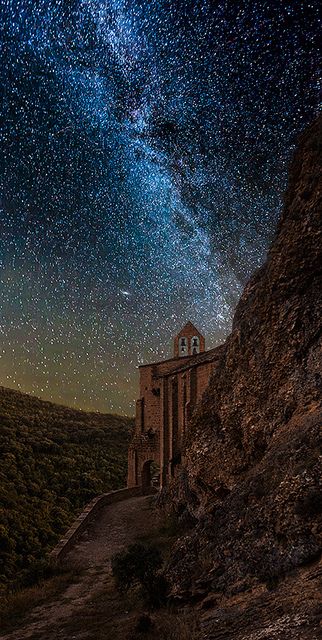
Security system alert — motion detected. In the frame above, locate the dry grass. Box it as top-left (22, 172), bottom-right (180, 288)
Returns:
top-left (57, 575), bottom-right (201, 640)
top-left (0, 504), bottom-right (201, 640)
top-left (147, 610), bottom-right (201, 640)
top-left (0, 566), bottom-right (81, 633)
top-left (54, 510), bottom-right (201, 640)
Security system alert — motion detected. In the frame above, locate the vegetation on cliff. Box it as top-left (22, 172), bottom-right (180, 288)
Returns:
top-left (0, 386), bottom-right (132, 593)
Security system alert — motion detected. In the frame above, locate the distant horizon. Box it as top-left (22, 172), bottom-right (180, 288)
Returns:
top-left (0, 382), bottom-right (135, 419)
top-left (0, 317), bottom-right (224, 416)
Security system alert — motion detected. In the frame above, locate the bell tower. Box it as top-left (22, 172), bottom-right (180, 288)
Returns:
top-left (174, 322), bottom-right (205, 358)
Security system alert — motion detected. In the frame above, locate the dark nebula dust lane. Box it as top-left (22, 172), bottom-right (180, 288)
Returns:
top-left (0, 0), bottom-right (320, 413)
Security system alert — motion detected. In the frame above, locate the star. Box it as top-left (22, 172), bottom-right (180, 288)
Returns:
top-left (0, 0), bottom-right (320, 414)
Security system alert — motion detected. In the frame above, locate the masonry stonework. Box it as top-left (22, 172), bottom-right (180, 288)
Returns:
top-left (127, 322), bottom-right (223, 489)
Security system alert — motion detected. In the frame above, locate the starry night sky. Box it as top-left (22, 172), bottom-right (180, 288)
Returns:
top-left (0, 1), bottom-right (320, 414)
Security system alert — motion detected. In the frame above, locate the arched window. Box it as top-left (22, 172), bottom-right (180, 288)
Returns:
top-left (191, 336), bottom-right (200, 355)
top-left (180, 336), bottom-right (188, 356)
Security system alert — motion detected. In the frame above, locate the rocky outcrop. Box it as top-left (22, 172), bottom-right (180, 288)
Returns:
top-left (164, 116), bottom-right (322, 636)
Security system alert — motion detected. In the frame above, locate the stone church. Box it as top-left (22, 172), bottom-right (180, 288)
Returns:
top-left (127, 322), bottom-right (222, 489)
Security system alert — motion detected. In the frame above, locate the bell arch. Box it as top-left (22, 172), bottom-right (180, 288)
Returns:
top-left (191, 336), bottom-right (200, 354)
top-left (179, 336), bottom-right (188, 356)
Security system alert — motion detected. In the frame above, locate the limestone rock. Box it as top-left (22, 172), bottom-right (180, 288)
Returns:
top-left (165, 116), bottom-right (322, 637)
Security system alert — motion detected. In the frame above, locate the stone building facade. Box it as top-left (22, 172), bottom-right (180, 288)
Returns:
top-left (127, 322), bottom-right (222, 489)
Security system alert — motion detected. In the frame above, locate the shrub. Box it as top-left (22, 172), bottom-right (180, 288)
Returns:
top-left (135, 613), bottom-right (153, 633)
top-left (111, 543), bottom-right (168, 608)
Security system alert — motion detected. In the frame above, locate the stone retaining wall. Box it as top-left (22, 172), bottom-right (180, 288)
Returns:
top-left (50, 486), bottom-right (145, 561)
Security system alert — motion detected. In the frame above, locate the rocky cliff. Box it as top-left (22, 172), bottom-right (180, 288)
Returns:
top-left (165, 116), bottom-right (322, 637)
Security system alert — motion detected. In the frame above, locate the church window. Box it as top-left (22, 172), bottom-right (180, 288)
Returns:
top-left (191, 336), bottom-right (200, 354)
top-left (180, 337), bottom-right (188, 356)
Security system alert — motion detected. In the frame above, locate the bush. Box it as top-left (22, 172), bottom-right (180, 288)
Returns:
top-left (135, 613), bottom-right (153, 633)
top-left (111, 543), bottom-right (168, 608)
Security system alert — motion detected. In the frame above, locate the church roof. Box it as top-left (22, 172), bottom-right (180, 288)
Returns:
top-left (176, 321), bottom-right (203, 336)
top-left (138, 344), bottom-right (224, 374)
top-left (163, 344), bottom-right (224, 376)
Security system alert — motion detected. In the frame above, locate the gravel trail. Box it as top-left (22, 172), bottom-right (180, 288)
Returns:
top-left (1, 495), bottom-right (155, 640)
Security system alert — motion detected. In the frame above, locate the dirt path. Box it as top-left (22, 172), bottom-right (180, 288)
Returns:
top-left (1, 495), bottom-right (156, 640)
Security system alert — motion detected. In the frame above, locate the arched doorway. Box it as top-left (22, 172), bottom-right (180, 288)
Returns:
top-left (141, 460), bottom-right (160, 491)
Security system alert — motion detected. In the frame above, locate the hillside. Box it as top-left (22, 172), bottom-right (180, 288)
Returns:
top-left (164, 116), bottom-right (322, 637)
top-left (0, 386), bottom-right (132, 593)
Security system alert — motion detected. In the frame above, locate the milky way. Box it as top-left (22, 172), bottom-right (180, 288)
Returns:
top-left (0, 1), bottom-right (320, 413)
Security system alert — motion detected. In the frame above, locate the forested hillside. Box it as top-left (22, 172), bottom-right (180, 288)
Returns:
top-left (0, 386), bottom-right (132, 593)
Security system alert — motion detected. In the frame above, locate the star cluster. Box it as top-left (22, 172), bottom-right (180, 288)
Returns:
top-left (0, 0), bottom-right (320, 413)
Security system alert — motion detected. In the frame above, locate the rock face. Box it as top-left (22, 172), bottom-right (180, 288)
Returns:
top-left (165, 116), bottom-right (322, 634)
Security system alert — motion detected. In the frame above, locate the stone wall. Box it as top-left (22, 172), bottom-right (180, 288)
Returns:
top-left (137, 365), bottom-right (162, 433)
top-left (196, 362), bottom-right (215, 399)
top-left (128, 432), bottom-right (160, 487)
top-left (128, 346), bottom-right (224, 489)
